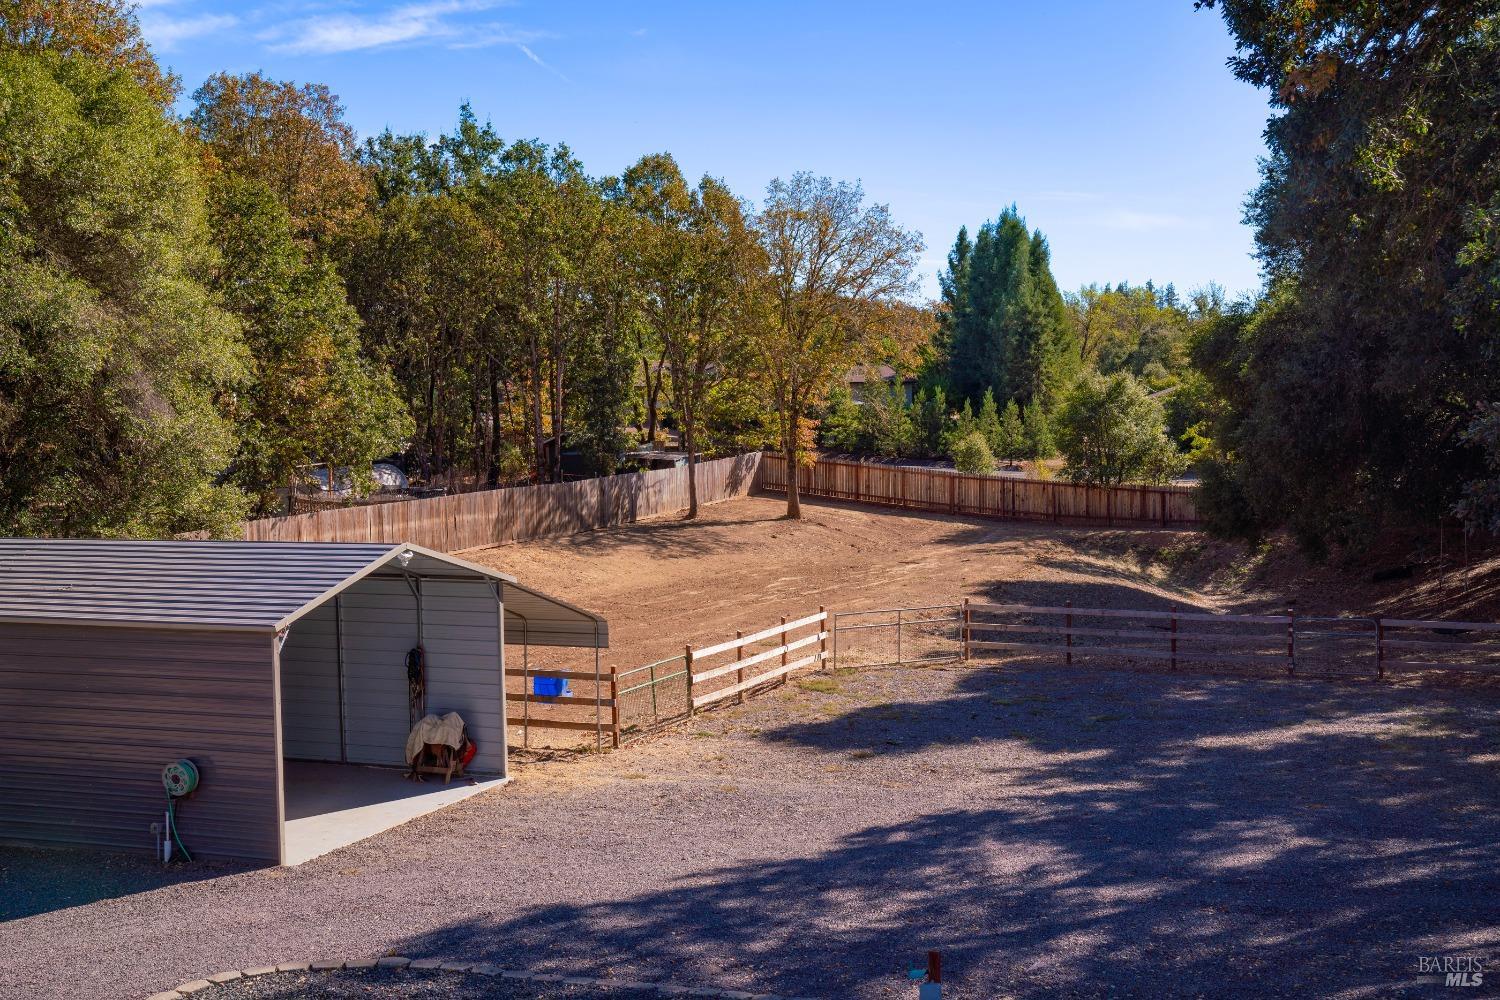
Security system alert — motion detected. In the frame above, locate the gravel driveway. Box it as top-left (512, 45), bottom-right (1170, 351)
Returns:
top-left (5, 657), bottom-right (1500, 1000)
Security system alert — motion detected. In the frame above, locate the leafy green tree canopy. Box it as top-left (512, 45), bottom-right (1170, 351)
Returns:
top-left (951, 432), bottom-right (996, 475)
top-left (1196, 1), bottom-right (1500, 548)
top-left (0, 0), bottom-right (177, 105)
top-left (208, 175), bottom-right (410, 514)
top-left (1055, 371), bottom-right (1182, 487)
top-left (0, 48), bottom-right (246, 536)
top-left (940, 207), bottom-right (1075, 411)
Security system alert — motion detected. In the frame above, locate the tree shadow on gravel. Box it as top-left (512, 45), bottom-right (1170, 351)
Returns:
top-left (0, 845), bottom-right (251, 921)
top-left (392, 667), bottom-right (1500, 998)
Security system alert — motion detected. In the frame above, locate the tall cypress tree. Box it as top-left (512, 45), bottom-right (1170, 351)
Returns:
top-left (941, 207), bottom-right (1074, 410)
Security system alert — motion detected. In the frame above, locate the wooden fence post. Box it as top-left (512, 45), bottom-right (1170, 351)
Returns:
top-left (735, 629), bottom-right (746, 705)
top-left (1286, 606), bottom-right (1296, 676)
top-left (779, 618), bottom-right (788, 685)
top-left (609, 668), bottom-right (620, 748)
top-left (961, 598), bottom-right (971, 661)
top-left (1066, 600), bottom-right (1073, 666)
top-left (684, 643), bottom-right (695, 716)
top-left (1376, 620), bottom-right (1385, 679)
top-left (1169, 606), bottom-right (1177, 671)
top-left (818, 606), bottom-right (827, 670)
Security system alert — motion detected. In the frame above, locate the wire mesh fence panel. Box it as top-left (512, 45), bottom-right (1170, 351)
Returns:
top-left (1293, 617), bottom-right (1380, 677)
top-left (615, 655), bottom-right (692, 739)
top-left (832, 606), bottom-right (962, 669)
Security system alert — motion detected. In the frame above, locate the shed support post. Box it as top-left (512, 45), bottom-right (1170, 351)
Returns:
top-left (492, 580), bottom-right (508, 779)
top-left (335, 594), bottom-right (347, 763)
top-left (521, 620), bottom-right (531, 749)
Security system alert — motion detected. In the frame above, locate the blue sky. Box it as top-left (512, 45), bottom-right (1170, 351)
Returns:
top-left (139, 1), bottom-right (1271, 301)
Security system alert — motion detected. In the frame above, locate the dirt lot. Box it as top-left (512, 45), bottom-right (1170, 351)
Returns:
top-left (464, 494), bottom-right (1222, 675)
top-left (4, 497), bottom-right (1500, 999)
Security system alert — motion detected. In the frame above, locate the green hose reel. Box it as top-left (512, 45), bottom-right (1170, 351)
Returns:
top-left (161, 758), bottom-right (199, 862)
top-left (162, 758), bottom-right (199, 798)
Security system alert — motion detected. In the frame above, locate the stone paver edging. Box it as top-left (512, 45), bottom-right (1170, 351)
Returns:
top-left (145, 957), bottom-right (817, 1000)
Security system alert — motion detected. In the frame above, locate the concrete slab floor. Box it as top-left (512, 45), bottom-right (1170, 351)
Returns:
top-left (282, 761), bottom-right (507, 866)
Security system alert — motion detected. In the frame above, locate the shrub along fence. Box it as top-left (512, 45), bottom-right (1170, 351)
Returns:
top-left (241, 452), bottom-right (762, 549)
top-left (759, 454), bottom-right (1201, 527)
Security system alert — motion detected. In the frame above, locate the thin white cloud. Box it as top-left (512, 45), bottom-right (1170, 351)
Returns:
top-left (264, 0), bottom-right (540, 55)
top-left (449, 22), bottom-right (549, 51)
top-left (1037, 190), bottom-right (1101, 203)
top-left (140, 12), bottom-right (239, 51)
top-left (1096, 209), bottom-right (1193, 232)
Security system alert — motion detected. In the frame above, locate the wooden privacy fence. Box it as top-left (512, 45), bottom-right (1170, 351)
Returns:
top-left (760, 454), bottom-right (1200, 527)
top-left (962, 600), bottom-right (1500, 677)
top-left (242, 452), bottom-right (762, 549)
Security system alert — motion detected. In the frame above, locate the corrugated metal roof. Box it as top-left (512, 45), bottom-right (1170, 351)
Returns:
top-left (0, 539), bottom-right (607, 647)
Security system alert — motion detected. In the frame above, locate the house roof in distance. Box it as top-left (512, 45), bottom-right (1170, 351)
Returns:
top-left (846, 364), bottom-right (916, 384)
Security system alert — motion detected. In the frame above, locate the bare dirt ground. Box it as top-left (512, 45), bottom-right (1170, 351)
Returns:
top-left (464, 494), bottom-right (1223, 675)
top-left (4, 497), bottom-right (1500, 1000)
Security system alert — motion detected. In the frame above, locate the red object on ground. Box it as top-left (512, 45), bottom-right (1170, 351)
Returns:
top-left (460, 739), bottom-right (477, 768)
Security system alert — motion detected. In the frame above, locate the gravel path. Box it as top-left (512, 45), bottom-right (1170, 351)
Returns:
top-left (5, 660), bottom-right (1500, 1000)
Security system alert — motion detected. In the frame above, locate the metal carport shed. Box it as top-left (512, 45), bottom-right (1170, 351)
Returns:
top-left (0, 539), bottom-right (608, 865)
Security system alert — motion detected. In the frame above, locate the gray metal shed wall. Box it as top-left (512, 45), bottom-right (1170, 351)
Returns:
top-left (0, 623), bottom-right (280, 862)
top-left (420, 579), bottom-right (506, 774)
top-left (279, 601), bottom-right (340, 761)
top-left (339, 578), bottom-right (418, 765)
top-left (277, 580), bottom-right (507, 773)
